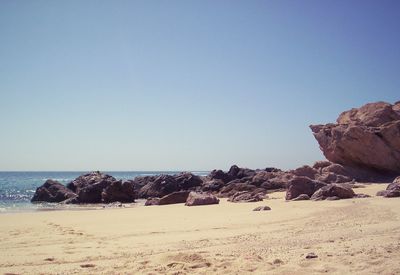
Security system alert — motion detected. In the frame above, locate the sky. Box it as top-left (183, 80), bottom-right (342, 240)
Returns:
top-left (0, 0), bottom-right (399, 171)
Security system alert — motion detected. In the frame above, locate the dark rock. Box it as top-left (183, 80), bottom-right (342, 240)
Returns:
top-left (208, 169), bottom-right (230, 183)
top-left (313, 161), bottom-right (332, 170)
top-left (227, 165), bottom-right (256, 180)
top-left (291, 165), bottom-right (318, 179)
top-left (174, 172), bottom-right (203, 189)
top-left (311, 183), bottom-right (355, 201)
top-left (101, 180), bottom-right (135, 203)
top-left (383, 190), bottom-right (400, 198)
top-left (66, 171), bottom-right (116, 194)
top-left (315, 172), bottom-right (352, 184)
top-left (291, 194), bottom-right (310, 201)
top-left (228, 191), bottom-right (263, 203)
top-left (31, 179), bottom-right (77, 203)
top-left (138, 173), bottom-right (202, 199)
top-left (138, 175), bottom-right (178, 198)
top-left (219, 182), bottom-right (257, 197)
top-left (253, 206), bottom-right (271, 211)
top-left (285, 176), bottom-right (326, 200)
top-left (264, 167), bottom-right (281, 173)
top-left (158, 191), bottom-right (190, 205)
top-left (185, 192), bottom-right (219, 206)
top-left (376, 177), bottom-right (400, 198)
top-left (129, 176), bottom-right (156, 197)
top-left (376, 190), bottom-right (389, 196)
top-left (201, 179), bottom-right (225, 192)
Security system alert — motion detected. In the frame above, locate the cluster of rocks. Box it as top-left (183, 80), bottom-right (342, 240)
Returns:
top-left (31, 101), bottom-right (400, 205)
top-left (31, 172), bottom-right (136, 204)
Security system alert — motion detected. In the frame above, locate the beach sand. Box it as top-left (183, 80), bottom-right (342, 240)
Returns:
top-left (1, 184), bottom-right (400, 274)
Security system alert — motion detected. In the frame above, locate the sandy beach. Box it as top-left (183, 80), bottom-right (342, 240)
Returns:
top-left (0, 184), bottom-right (399, 275)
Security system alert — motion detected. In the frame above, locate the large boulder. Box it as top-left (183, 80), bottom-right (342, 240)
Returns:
top-left (310, 183), bottom-right (355, 200)
top-left (31, 180), bottom-right (77, 203)
top-left (185, 192), bottom-right (219, 206)
top-left (310, 101), bottom-right (400, 177)
top-left (68, 172), bottom-right (118, 203)
top-left (138, 175), bottom-right (178, 198)
top-left (101, 180), bottom-right (135, 203)
top-left (67, 171), bottom-right (116, 193)
top-left (285, 176), bottom-right (326, 200)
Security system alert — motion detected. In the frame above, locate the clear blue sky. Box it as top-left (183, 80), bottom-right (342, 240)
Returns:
top-left (0, 0), bottom-right (399, 171)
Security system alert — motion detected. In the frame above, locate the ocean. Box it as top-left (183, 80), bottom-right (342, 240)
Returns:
top-left (0, 171), bottom-right (207, 213)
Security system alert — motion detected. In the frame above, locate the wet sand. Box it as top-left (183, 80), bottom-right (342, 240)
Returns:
top-left (1, 184), bottom-right (399, 274)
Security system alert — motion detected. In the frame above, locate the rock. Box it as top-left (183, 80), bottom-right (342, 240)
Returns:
top-left (267, 173), bottom-right (294, 188)
top-left (253, 206), bottom-right (271, 211)
top-left (101, 180), bottom-right (135, 203)
top-left (376, 177), bottom-right (400, 198)
top-left (252, 171), bottom-right (287, 189)
top-left (219, 182), bottom-right (257, 197)
top-left (145, 197), bottom-right (160, 206)
top-left (291, 165), bottom-right (318, 179)
top-left (305, 252), bottom-right (318, 259)
top-left (138, 173), bottom-right (202, 199)
top-left (208, 169), bottom-right (230, 183)
top-left (228, 191), bottom-right (263, 203)
top-left (291, 194), bottom-right (310, 201)
top-left (66, 171), bottom-right (116, 194)
top-left (158, 191), bottom-right (190, 205)
top-left (310, 101), bottom-right (400, 175)
top-left (285, 176), bottom-right (326, 200)
top-left (227, 165), bottom-right (256, 180)
top-left (315, 172), bottom-right (352, 184)
top-left (185, 192), bottom-right (219, 206)
top-left (313, 161), bottom-right (332, 170)
top-left (74, 173), bottom-right (117, 203)
top-left (174, 172), bottom-right (203, 190)
top-left (337, 101), bottom-right (400, 126)
top-left (31, 180), bottom-right (77, 203)
top-left (138, 175), bottom-right (178, 198)
top-left (264, 167), bottom-right (282, 173)
top-left (129, 176), bottom-right (156, 198)
top-left (376, 190), bottom-right (388, 196)
top-left (201, 179), bottom-right (225, 192)
top-left (383, 190), bottom-right (400, 198)
top-left (311, 183), bottom-right (355, 201)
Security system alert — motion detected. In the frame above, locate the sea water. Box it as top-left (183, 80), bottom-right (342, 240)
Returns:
top-left (0, 171), bottom-right (207, 213)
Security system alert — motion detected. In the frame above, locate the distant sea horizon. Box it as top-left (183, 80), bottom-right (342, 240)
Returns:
top-left (0, 171), bottom-right (209, 213)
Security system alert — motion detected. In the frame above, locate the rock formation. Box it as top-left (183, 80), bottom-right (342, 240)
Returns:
top-left (31, 179), bottom-right (77, 203)
top-left (310, 101), bottom-right (400, 178)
